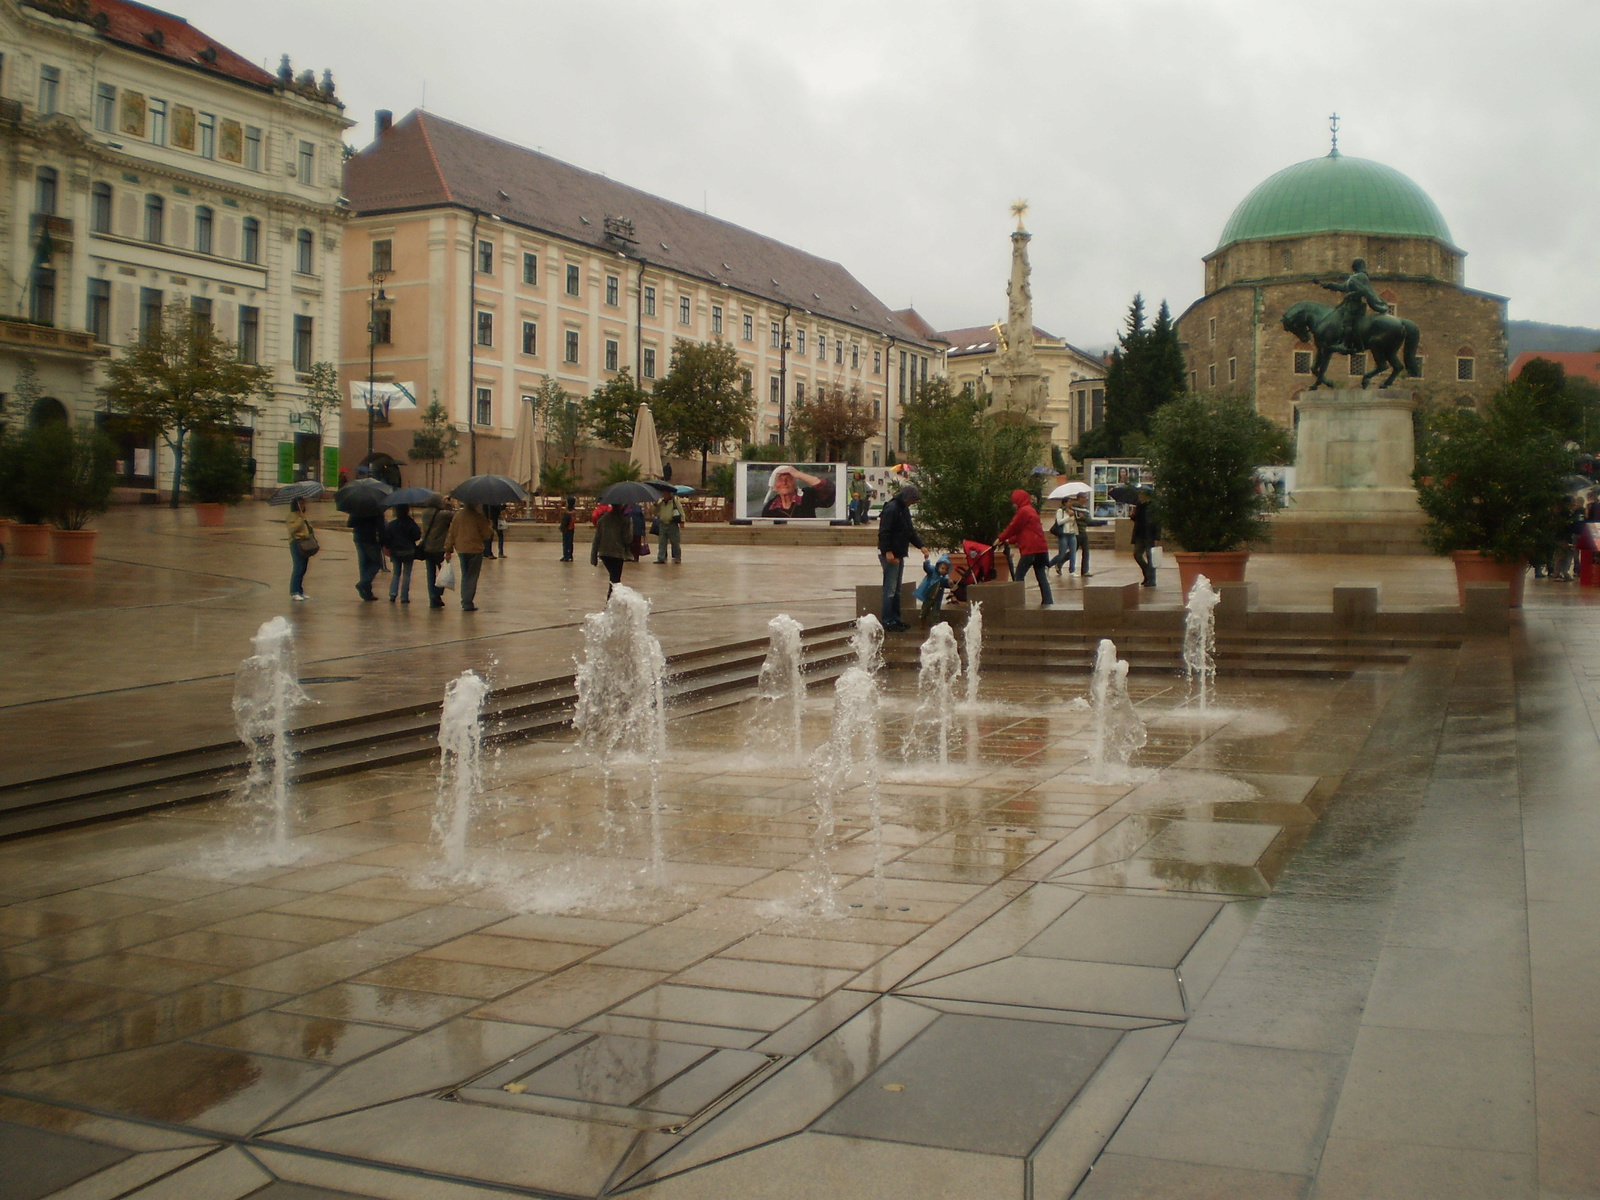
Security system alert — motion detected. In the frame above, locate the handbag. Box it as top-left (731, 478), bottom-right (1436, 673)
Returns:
top-left (649, 518), bottom-right (661, 535)
top-left (1150, 546), bottom-right (1163, 569)
top-left (437, 559), bottom-right (458, 590)
top-left (294, 533), bottom-right (319, 557)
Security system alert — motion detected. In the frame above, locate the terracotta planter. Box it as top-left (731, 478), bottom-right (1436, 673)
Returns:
top-left (1173, 549), bottom-right (1250, 599)
top-left (0, 517), bottom-right (12, 548)
top-left (194, 503), bottom-right (227, 527)
top-left (1450, 550), bottom-right (1526, 608)
top-left (50, 528), bottom-right (98, 565)
top-left (9, 523), bottom-right (52, 557)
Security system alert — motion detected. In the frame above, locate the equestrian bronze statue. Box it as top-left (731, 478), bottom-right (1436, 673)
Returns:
top-left (1282, 260), bottom-right (1421, 390)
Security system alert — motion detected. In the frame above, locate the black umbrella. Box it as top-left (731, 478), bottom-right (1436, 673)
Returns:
top-left (599, 480), bottom-right (671, 508)
top-left (450, 474), bottom-right (530, 506)
top-left (269, 480), bottom-right (326, 506)
top-left (1108, 484), bottom-right (1151, 504)
top-left (385, 486), bottom-right (443, 508)
top-left (334, 477), bottom-right (394, 516)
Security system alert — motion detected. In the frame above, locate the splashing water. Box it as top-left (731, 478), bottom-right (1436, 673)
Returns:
top-left (850, 613), bottom-right (884, 674)
top-left (1088, 638), bottom-right (1147, 783)
top-left (572, 585), bottom-right (669, 882)
top-left (752, 614), bottom-right (806, 762)
top-left (963, 601), bottom-right (983, 706)
top-left (907, 623), bottom-right (962, 765)
top-left (232, 617), bottom-right (310, 862)
top-left (808, 665), bottom-right (881, 912)
top-left (433, 671), bottom-right (490, 873)
top-left (1183, 574), bottom-right (1220, 712)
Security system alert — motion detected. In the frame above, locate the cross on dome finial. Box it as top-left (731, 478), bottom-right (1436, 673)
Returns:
top-left (1329, 112), bottom-right (1340, 156)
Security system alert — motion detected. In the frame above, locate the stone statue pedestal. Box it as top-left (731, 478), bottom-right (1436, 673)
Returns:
top-left (1288, 388), bottom-right (1420, 515)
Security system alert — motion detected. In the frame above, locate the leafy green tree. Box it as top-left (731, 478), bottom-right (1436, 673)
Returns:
top-left (791, 383), bottom-right (877, 463)
top-left (34, 421), bottom-right (117, 529)
top-left (597, 458), bottom-right (642, 488)
top-left (184, 433), bottom-right (254, 504)
top-left (1074, 295), bottom-right (1186, 460)
top-left (531, 376), bottom-right (588, 474)
top-left (1513, 357), bottom-right (1600, 446)
top-left (1147, 393), bottom-right (1279, 552)
top-left (585, 369), bottom-right (646, 448)
top-left (300, 362), bottom-right (342, 442)
top-left (102, 300), bottom-right (270, 506)
top-left (901, 378), bottom-right (1046, 548)
top-left (407, 393), bottom-right (458, 490)
top-left (653, 338), bottom-right (756, 484)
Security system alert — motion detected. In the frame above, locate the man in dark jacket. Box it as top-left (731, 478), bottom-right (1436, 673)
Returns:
top-left (1130, 493), bottom-right (1161, 587)
top-left (348, 512), bottom-right (384, 601)
top-left (876, 484), bottom-right (926, 632)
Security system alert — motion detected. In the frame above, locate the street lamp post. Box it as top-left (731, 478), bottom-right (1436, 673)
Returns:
top-left (365, 268), bottom-right (389, 458)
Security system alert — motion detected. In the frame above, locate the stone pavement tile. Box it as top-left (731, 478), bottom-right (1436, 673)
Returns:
top-left (12, 890), bottom-right (163, 921)
top-left (44, 951), bottom-right (225, 993)
top-left (1384, 892), bottom-right (1530, 955)
top-left (153, 886), bottom-right (309, 925)
top-left (350, 956), bottom-right (539, 1000)
top-left (29, 1144), bottom-right (221, 1200)
top-left (472, 964), bottom-right (666, 1028)
top-left (0, 907), bottom-right (94, 940)
top-left (1532, 1053), bottom-right (1600, 1198)
top-left (88, 874), bottom-right (233, 903)
top-left (1360, 944), bottom-right (1532, 1035)
top-left (0, 1117), bottom-right (132, 1198)
top-left (274, 983), bottom-right (479, 1030)
top-left (273, 1095), bottom-right (637, 1194)
top-left (1312, 1136), bottom-right (1535, 1199)
top-left (215, 938), bottom-right (412, 994)
top-left (418, 933), bottom-right (595, 973)
top-left (1326, 1026), bottom-right (1535, 1154)
top-left (719, 933), bottom-right (891, 971)
top-left (1021, 893), bottom-right (1224, 969)
top-left (1071, 1153), bottom-right (1307, 1200)
top-left (263, 1018), bottom-right (555, 1129)
top-left (251, 1147), bottom-right (533, 1200)
top-left (581, 1013), bottom-right (766, 1050)
top-left (587, 925), bottom-right (747, 972)
top-left (105, 1146), bottom-right (273, 1200)
top-left (1105, 1037), bottom-right (1343, 1176)
top-left (483, 912), bottom-right (650, 945)
top-left (613, 984), bottom-right (813, 1031)
top-left (1182, 943), bottom-right (1372, 1055)
top-left (0, 975), bottom-right (150, 1021)
top-left (268, 894), bottom-right (428, 925)
top-left (899, 956), bottom-right (1185, 1021)
top-left (670, 957), bottom-right (855, 999)
top-left (192, 1008), bottom-right (411, 1065)
top-left (132, 930), bottom-right (302, 971)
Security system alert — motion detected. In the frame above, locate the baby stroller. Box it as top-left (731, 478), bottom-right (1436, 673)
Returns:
top-left (953, 540), bottom-right (997, 602)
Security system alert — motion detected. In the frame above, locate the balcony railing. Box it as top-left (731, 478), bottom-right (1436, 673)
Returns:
top-left (0, 318), bottom-right (102, 357)
top-left (31, 214), bottom-right (72, 244)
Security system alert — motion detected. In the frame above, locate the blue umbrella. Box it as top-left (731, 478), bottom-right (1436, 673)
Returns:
top-left (385, 486), bottom-right (443, 508)
top-left (672, 484), bottom-right (697, 495)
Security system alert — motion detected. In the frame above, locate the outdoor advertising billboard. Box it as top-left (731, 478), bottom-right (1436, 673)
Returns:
top-left (734, 462), bottom-right (844, 521)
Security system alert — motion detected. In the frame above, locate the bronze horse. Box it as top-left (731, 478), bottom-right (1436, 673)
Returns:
top-left (1281, 300), bottom-right (1422, 390)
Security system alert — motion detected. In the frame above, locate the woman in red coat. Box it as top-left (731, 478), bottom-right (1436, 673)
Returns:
top-left (996, 488), bottom-right (1053, 606)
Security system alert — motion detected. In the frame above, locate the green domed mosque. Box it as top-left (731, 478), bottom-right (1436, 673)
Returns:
top-left (1176, 140), bottom-right (1506, 428)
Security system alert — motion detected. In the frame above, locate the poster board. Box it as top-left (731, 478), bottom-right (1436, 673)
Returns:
top-left (349, 381), bottom-right (418, 414)
top-left (1254, 465), bottom-right (1297, 508)
top-left (735, 461), bottom-right (844, 521)
top-left (1086, 459), bottom-right (1151, 519)
top-left (849, 466), bottom-right (901, 517)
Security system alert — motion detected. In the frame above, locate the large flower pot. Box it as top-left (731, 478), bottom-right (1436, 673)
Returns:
top-left (1173, 549), bottom-right (1250, 599)
top-left (1451, 550), bottom-right (1526, 608)
top-left (9, 523), bottom-right (52, 557)
top-left (50, 528), bottom-right (98, 565)
top-left (194, 503), bottom-right (227, 527)
top-left (0, 517), bottom-right (12, 548)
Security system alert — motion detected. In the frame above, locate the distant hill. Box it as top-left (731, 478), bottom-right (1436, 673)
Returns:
top-left (1508, 320), bottom-right (1600, 360)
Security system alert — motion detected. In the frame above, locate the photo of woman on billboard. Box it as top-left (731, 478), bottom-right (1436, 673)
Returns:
top-left (760, 465), bottom-right (836, 518)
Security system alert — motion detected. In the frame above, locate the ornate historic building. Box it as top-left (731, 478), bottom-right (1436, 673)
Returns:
top-left (0, 0), bottom-right (349, 495)
top-left (1175, 146), bottom-right (1507, 428)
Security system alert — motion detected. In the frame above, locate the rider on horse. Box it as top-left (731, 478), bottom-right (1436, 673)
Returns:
top-left (1321, 258), bottom-right (1388, 353)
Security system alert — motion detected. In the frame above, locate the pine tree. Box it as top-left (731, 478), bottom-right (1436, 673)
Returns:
top-left (1094, 295), bottom-right (1186, 458)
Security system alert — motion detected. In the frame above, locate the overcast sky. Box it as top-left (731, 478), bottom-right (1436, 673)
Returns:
top-left (187, 0), bottom-right (1598, 349)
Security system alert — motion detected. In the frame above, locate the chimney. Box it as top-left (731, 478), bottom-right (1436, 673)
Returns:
top-left (375, 110), bottom-right (393, 139)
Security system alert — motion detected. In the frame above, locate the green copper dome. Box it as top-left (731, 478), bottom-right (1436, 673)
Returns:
top-left (1216, 152), bottom-right (1454, 250)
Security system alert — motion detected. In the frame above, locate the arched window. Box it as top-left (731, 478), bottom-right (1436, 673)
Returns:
top-left (296, 228), bottom-right (313, 274)
top-left (194, 206), bottom-right (213, 255)
top-left (91, 182), bottom-right (112, 233)
top-left (242, 217), bottom-right (260, 263)
top-left (144, 194), bottom-right (164, 244)
top-left (35, 167), bottom-right (58, 215)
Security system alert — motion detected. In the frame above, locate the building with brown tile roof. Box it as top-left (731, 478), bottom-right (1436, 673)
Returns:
top-left (1510, 351), bottom-right (1600, 387)
top-left (341, 109), bottom-right (941, 480)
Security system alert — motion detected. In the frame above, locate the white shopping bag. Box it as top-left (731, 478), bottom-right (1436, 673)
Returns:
top-left (437, 559), bottom-right (458, 590)
top-left (1150, 546), bottom-right (1163, 569)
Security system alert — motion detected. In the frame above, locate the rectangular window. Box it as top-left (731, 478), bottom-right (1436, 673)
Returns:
top-left (1349, 353), bottom-right (1366, 376)
top-left (1092, 388), bottom-right (1105, 426)
top-left (296, 228), bottom-right (314, 274)
top-left (95, 83), bottom-right (116, 131)
top-left (292, 314), bottom-right (313, 372)
top-left (1208, 317), bottom-right (1216, 341)
top-left (297, 141), bottom-right (314, 185)
top-left (711, 304), bottom-right (722, 335)
top-left (38, 65), bottom-right (59, 115)
top-left (819, 335), bottom-right (826, 360)
top-left (1414, 356), bottom-right (1425, 378)
top-left (91, 182), bottom-right (112, 232)
top-left (1457, 356), bottom-right (1474, 382)
top-left (1077, 394), bottom-right (1087, 431)
top-left (189, 296), bottom-right (212, 332)
top-left (1208, 363), bottom-right (1217, 387)
top-left (244, 125), bottom-right (261, 171)
top-left (836, 341), bottom-right (843, 365)
top-left (679, 295), bottom-right (691, 325)
top-left (521, 321), bottom-right (537, 356)
top-left (770, 322), bottom-right (780, 349)
top-left (795, 381), bottom-right (805, 405)
top-left (873, 350), bottom-right (881, 375)
top-left (30, 267), bottom-right (55, 324)
top-left (564, 329), bottom-right (579, 363)
top-left (242, 217), bottom-right (259, 263)
top-left (477, 239), bottom-right (494, 274)
top-left (1293, 351), bottom-right (1312, 375)
top-left (605, 339), bottom-right (618, 371)
top-left (769, 376), bottom-right (780, 404)
top-left (796, 329), bottom-right (806, 356)
top-left (371, 238), bottom-right (392, 273)
top-left (194, 206), bottom-right (213, 255)
top-left (565, 263), bottom-right (580, 295)
top-left (35, 167), bottom-right (57, 215)
top-left (1228, 357), bottom-right (1237, 382)
top-left (139, 287), bottom-right (162, 341)
top-left (149, 99), bottom-right (166, 145)
top-left (475, 388), bottom-right (492, 426)
top-left (476, 311), bottom-right (493, 346)
top-left (743, 313), bottom-right (753, 341)
top-left (372, 307), bottom-right (391, 345)
top-left (643, 347), bottom-right (656, 379)
top-left (851, 345), bottom-right (859, 370)
top-left (238, 305), bottom-right (260, 363)
top-left (523, 252), bottom-right (538, 285)
top-left (898, 350), bottom-right (907, 400)
top-left (197, 113), bottom-right (215, 159)
top-left (86, 279), bottom-right (110, 341)
top-left (641, 285), bottom-right (656, 317)
top-left (605, 275), bottom-right (619, 306)
top-left (144, 194), bottom-right (163, 243)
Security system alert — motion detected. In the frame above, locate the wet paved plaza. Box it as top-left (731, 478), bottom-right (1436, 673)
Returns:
top-left (1, 507), bottom-right (1598, 1197)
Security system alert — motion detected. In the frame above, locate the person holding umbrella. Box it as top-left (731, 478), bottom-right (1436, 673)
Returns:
top-left (333, 476), bottom-right (394, 602)
top-left (1046, 481), bottom-right (1090, 575)
top-left (384, 504), bottom-right (422, 603)
top-left (416, 494), bottom-right (452, 608)
top-left (270, 480), bottom-right (324, 601)
top-left (591, 480), bottom-right (668, 594)
top-left (443, 502), bottom-right (494, 611)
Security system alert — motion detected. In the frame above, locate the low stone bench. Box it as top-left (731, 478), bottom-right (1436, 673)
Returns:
top-left (1462, 581), bottom-right (1511, 632)
top-left (967, 580), bottom-right (1025, 612)
top-left (1333, 583), bottom-right (1380, 631)
top-left (1216, 581), bottom-right (1256, 629)
top-left (1084, 581), bottom-right (1141, 621)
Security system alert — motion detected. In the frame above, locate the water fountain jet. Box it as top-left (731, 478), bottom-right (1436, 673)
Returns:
top-left (752, 614), bottom-right (805, 762)
top-left (1088, 638), bottom-right (1147, 783)
top-left (907, 624), bottom-right (962, 765)
top-left (1183, 574), bottom-right (1220, 712)
top-left (963, 602), bottom-right (983, 707)
top-left (433, 670), bottom-right (490, 874)
top-left (231, 617), bottom-right (309, 862)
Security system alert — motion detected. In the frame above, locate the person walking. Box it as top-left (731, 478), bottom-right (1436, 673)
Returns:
top-left (591, 503), bottom-right (633, 597)
top-left (383, 504), bottom-right (422, 603)
top-left (483, 504), bottom-right (507, 559)
top-left (443, 502), bottom-right (494, 612)
top-left (1048, 501), bottom-right (1078, 576)
top-left (1130, 493), bottom-right (1161, 587)
top-left (348, 510), bottom-right (384, 601)
top-left (996, 488), bottom-right (1053, 607)
top-left (285, 498), bottom-right (316, 601)
top-left (1069, 497), bottom-right (1094, 577)
top-left (876, 483), bottom-right (926, 632)
top-left (654, 491), bottom-right (685, 563)
top-left (558, 496), bottom-right (578, 562)
top-left (417, 497), bottom-right (451, 608)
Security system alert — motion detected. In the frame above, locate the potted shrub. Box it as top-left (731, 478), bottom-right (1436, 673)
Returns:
top-left (0, 425), bottom-right (55, 556)
top-left (185, 433), bottom-right (253, 525)
top-left (1414, 384), bottom-right (1570, 608)
top-left (34, 421), bottom-right (116, 564)
top-left (1147, 393), bottom-right (1280, 597)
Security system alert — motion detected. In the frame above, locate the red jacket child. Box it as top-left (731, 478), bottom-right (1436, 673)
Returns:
top-left (996, 489), bottom-right (1049, 556)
